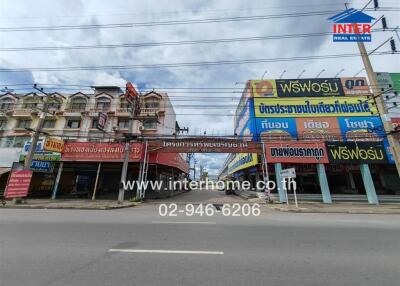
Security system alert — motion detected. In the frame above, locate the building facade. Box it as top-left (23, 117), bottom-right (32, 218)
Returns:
top-left (0, 86), bottom-right (188, 199)
top-left (220, 77), bottom-right (400, 203)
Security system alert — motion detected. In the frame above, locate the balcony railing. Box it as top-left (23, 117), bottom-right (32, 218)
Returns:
top-left (65, 108), bottom-right (86, 113)
top-left (13, 109), bottom-right (34, 116)
top-left (141, 108), bottom-right (160, 115)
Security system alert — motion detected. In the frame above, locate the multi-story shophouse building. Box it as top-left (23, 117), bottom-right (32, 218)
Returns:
top-left (0, 86), bottom-right (188, 199)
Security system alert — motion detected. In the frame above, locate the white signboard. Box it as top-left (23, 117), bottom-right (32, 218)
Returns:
top-left (280, 168), bottom-right (296, 179)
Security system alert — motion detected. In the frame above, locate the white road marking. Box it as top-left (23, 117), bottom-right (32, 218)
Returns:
top-left (108, 249), bottom-right (224, 255)
top-left (151, 221), bottom-right (216, 224)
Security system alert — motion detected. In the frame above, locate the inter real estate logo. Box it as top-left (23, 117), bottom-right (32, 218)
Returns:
top-left (328, 8), bottom-right (375, 42)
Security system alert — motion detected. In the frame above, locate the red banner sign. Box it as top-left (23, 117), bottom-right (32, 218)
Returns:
top-left (5, 170), bottom-right (33, 198)
top-left (62, 142), bottom-right (142, 162)
top-left (148, 153), bottom-right (189, 173)
top-left (264, 141), bottom-right (329, 164)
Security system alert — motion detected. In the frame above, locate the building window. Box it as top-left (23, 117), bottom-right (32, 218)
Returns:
top-left (23, 98), bottom-right (39, 109)
top-left (43, 120), bottom-right (56, 129)
top-left (120, 98), bottom-right (130, 109)
top-left (13, 136), bottom-right (30, 148)
top-left (96, 97), bottom-right (111, 112)
top-left (144, 100), bottom-right (160, 109)
top-left (118, 118), bottom-right (129, 129)
top-left (0, 98), bottom-right (15, 110)
top-left (92, 118), bottom-right (98, 129)
top-left (66, 119), bottom-right (81, 129)
top-left (45, 99), bottom-right (62, 110)
top-left (0, 119), bottom-right (7, 130)
top-left (16, 119), bottom-right (32, 129)
top-left (69, 98), bottom-right (87, 111)
top-left (143, 119), bottom-right (157, 129)
top-left (4, 136), bottom-right (31, 148)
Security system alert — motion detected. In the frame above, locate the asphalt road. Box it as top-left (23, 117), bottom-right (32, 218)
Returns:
top-left (1, 189), bottom-right (399, 286)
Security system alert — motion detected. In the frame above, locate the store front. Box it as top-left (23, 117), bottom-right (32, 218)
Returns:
top-left (50, 142), bottom-right (189, 200)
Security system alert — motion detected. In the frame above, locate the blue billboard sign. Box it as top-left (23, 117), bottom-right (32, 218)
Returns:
top-left (338, 116), bottom-right (385, 141)
top-left (256, 118), bottom-right (297, 140)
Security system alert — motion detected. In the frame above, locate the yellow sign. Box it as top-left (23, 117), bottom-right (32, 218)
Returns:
top-left (228, 153), bottom-right (258, 174)
top-left (44, 137), bottom-right (64, 153)
top-left (251, 80), bottom-right (277, 97)
top-left (254, 96), bottom-right (377, 117)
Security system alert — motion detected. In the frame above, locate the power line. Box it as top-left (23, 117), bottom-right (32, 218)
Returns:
top-left (0, 28), bottom-right (390, 52)
top-left (0, 8), bottom-right (397, 32)
top-left (0, 51), bottom-right (397, 72)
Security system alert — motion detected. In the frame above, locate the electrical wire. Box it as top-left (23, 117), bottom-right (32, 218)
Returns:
top-left (0, 28), bottom-right (390, 52)
top-left (0, 51), bottom-right (397, 72)
top-left (0, 7), bottom-right (398, 32)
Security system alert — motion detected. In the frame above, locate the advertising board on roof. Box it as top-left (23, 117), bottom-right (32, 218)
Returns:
top-left (275, 78), bottom-right (344, 97)
top-left (255, 97), bottom-right (376, 118)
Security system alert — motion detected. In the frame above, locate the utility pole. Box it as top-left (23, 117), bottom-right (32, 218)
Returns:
top-left (24, 85), bottom-right (51, 170)
top-left (357, 42), bottom-right (400, 176)
top-left (118, 83), bottom-right (139, 203)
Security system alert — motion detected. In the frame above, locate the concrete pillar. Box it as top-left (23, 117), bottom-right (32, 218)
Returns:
top-left (274, 163), bottom-right (286, 203)
top-left (51, 162), bottom-right (64, 200)
top-left (360, 164), bottom-right (379, 205)
top-left (317, 164), bottom-right (332, 204)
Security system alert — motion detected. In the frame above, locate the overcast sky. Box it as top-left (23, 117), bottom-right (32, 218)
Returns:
top-left (1, 0), bottom-right (399, 175)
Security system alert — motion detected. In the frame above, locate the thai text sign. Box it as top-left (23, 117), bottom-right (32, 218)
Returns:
top-left (340, 77), bottom-right (371, 96)
top-left (148, 138), bottom-right (261, 153)
top-left (255, 97), bottom-right (376, 117)
top-left (275, 78), bottom-right (344, 97)
top-left (264, 142), bottom-right (329, 164)
top-left (30, 160), bottom-right (54, 172)
top-left (257, 118), bottom-right (297, 140)
top-left (44, 137), bottom-right (64, 153)
top-left (20, 152), bottom-right (61, 162)
top-left (62, 142), bottom-right (142, 162)
top-left (228, 153), bottom-right (258, 174)
top-left (325, 141), bottom-right (387, 164)
top-left (4, 170), bottom-right (33, 198)
top-left (296, 117), bottom-right (341, 141)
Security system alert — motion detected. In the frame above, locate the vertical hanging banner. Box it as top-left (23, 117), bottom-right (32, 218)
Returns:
top-left (97, 112), bottom-right (108, 131)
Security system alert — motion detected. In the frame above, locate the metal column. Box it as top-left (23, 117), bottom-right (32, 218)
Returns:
top-left (360, 164), bottom-right (379, 205)
top-left (317, 164), bottom-right (332, 204)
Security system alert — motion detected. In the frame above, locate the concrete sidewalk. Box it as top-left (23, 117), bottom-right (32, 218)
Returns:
top-left (267, 201), bottom-right (400, 214)
top-left (0, 199), bottom-right (139, 210)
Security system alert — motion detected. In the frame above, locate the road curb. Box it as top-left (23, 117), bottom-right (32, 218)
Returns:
top-left (0, 203), bottom-right (139, 210)
top-left (268, 206), bottom-right (400, 214)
